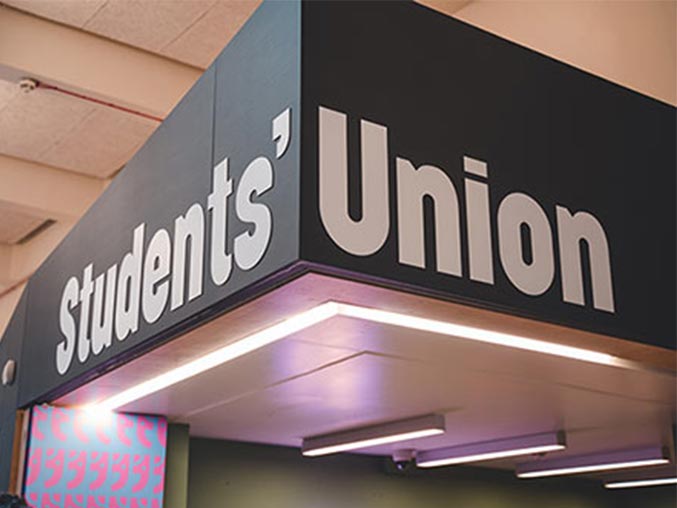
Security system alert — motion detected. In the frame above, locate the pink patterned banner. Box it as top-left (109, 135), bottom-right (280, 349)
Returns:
top-left (24, 406), bottom-right (167, 508)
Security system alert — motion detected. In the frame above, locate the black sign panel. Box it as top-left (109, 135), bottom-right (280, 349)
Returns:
top-left (0, 290), bottom-right (27, 489)
top-left (6, 0), bottom-right (675, 410)
top-left (299, 1), bottom-right (676, 349)
top-left (17, 1), bottom-right (301, 405)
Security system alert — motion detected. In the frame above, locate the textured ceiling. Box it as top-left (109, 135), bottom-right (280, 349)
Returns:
top-left (161, 0), bottom-right (260, 68)
top-left (84, 0), bottom-right (217, 56)
top-left (3, 0), bottom-right (262, 69)
top-left (0, 78), bottom-right (18, 109)
top-left (0, 81), bottom-right (157, 178)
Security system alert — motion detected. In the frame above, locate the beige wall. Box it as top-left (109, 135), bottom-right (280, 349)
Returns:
top-left (187, 438), bottom-right (675, 508)
top-left (451, 0), bottom-right (676, 105)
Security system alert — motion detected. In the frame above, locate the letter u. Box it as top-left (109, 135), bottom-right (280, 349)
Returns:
top-left (318, 106), bottom-right (390, 256)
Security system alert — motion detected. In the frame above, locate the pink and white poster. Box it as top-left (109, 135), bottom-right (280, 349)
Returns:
top-left (23, 405), bottom-right (167, 508)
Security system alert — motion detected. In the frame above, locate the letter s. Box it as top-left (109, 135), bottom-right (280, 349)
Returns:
top-left (234, 156), bottom-right (273, 271)
top-left (57, 277), bottom-right (79, 375)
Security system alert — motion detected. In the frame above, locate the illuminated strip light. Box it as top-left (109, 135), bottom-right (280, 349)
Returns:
top-left (92, 301), bottom-right (629, 411)
top-left (336, 304), bottom-right (627, 368)
top-left (302, 414), bottom-right (445, 457)
top-left (605, 478), bottom-right (677, 489)
top-left (95, 302), bottom-right (341, 411)
top-left (516, 447), bottom-right (670, 479)
top-left (417, 431), bottom-right (566, 468)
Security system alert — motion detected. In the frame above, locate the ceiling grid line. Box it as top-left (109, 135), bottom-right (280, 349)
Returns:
top-left (160, 0), bottom-right (221, 52)
top-left (80, 0), bottom-right (110, 29)
top-left (32, 104), bottom-right (99, 163)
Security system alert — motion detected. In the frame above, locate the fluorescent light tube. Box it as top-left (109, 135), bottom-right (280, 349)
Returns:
top-left (605, 477), bottom-right (677, 489)
top-left (517, 446), bottom-right (670, 479)
top-left (302, 414), bottom-right (445, 457)
top-left (417, 431), bottom-right (566, 468)
top-left (93, 302), bottom-right (341, 411)
top-left (90, 300), bottom-right (628, 411)
top-left (335, 304), bottom-right (627, 368)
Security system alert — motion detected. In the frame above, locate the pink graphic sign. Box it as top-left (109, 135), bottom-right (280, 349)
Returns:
top-left (24, 406), bottom-right (167, 508)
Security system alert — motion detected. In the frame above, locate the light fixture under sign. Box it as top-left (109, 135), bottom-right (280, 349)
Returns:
top-left (416, 431), bottom-right (566, 468)
top-left (302, 414), bottom-right (445, 457)
top-left (516, 446), bottom-right (670, 479)
top-left (605, 477), bottom-right (677, 489)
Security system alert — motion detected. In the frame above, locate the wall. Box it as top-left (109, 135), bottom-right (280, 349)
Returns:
top-left (187, 438), bottom-right (675, 508)
top-left (451, 0), bottom-right (676, 106)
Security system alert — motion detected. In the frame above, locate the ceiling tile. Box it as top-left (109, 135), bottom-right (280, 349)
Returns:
top-left (0, 202), bottom-right (46, 245)
top-left (84, 0), bottom-right (216, 53)
top-left (0, 88), bottom-right (94, 163)
top-left (0, 79), bottom-right (19, 113)
top-left (39, 106), bottom-right (158, 178)
top-left (161, 0), bottom-right (260, 68)
top-left (2, 0), bottom-right (108, 28)
top-left (39, 108), bottom-right (158, 178)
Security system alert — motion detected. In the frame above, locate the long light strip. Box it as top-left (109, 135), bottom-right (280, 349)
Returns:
top-left (419, 445), bottom-right (565, 468)
top-left (336, 304), bottom-right (626, 367)
top-left (302, 414), bottom-right (445, 457)
top-left (94, 302), bottom-right (341, 411)
top-left (417, 431), bottom-right (566, 468)
top-left (518, 459), bottom-right (669, 478)
top-left (605, 478), bottom-right (677, 489)
top-left (91, 301), bottom-right (628, 411)
top-left (303, 429), bottom-right (444, 457)
top-left (517, 447), bottom-right (670, 479)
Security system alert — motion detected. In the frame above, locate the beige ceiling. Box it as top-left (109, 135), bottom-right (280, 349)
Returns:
top-left (4, 0), bottom-right (675, 104)
top-left (3, 0), bottom-right (261, 69)
top-left (0, 84), bottom-right (157, 178)
top-left (451, 0), bottom-right (677, 107)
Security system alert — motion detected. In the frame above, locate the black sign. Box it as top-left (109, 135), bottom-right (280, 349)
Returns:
top-left (299, 1), bottom-right (676, 350)
top-left (6, 0), bottom-right (675, 409)
top-left (0, 290), bottom-right (27, 488)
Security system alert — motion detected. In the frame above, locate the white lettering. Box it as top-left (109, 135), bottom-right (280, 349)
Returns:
top-left (556, 206), bottom-right (615, 312)
top-left (91, 265), bottom-right (117, 355)
top-left (77, 264), bottom-right (94, 363)
top-left (142, 228), bottom-right (171, 323)
top-left (171, 205), bottom-right (205, 310)
top-left (318, 106), bottom-right (389, 256)
top-left (208, 158), bottom-right (233, 285)
top-left (235, 157), bottom-right (274, 271)
top-left (396, 157), bottom-right (462, 276)
top-left (318, 107), bottom-right (614, 311)
top-left (498, 193), bottom-right (555, 296)
top-left (57, 277), bottom-right (79, 375)
top-left (56, 110), bottom-right (286, 375)
top-left (115, 224), bottom-right (145, 341)
top-left (464, 156), bottom-right (494, 284)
